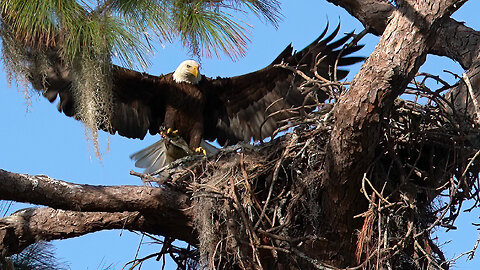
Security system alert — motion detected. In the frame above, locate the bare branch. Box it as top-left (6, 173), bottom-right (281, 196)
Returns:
top-left (0, 169), bottom-right (196, 250)
top-left (0, 207), bottom-right (195, 257)
top-left (328, 0), bottom-right (477, 68)
top-left (0, 169), bottom-right (188, 213)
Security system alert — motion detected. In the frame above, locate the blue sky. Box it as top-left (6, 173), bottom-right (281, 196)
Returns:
top-left (1, 0), bottom-right (479, 269)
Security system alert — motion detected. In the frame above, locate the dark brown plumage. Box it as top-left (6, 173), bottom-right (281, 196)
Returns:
top-left (33, 24), bottom-right (363, 172)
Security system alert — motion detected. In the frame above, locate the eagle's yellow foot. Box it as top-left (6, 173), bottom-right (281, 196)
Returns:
top-left (166, 128), bottom-right (179, 135)
top-left (195, 147), bottom-right (207, 155)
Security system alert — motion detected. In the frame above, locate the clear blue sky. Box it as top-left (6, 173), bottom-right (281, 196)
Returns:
top-left (1, 1), bottom-right (479, 269)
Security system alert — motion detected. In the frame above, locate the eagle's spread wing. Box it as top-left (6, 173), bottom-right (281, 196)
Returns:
top-left (202, 24), bottom-right (364, 145)
top-left (32, 24), bottom-right (363, 146)
top-left (34, 62), bottom-right (173, 139)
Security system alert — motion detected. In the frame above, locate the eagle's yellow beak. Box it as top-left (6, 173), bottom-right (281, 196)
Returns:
top-left (190, 66), bottom-right (199, 77)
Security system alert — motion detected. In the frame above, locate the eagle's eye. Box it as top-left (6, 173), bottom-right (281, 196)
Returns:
top-left (186, 65), bottom-right (191, 68)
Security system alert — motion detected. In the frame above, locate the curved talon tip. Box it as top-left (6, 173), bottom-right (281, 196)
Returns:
top-left (195, 147), bottom-right (207, 155)
top-left (166, 128), bottom-right (179, 135)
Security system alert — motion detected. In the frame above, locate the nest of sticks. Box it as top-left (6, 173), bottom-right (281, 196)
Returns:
top-left (131, 63), bottom-right (480, 270)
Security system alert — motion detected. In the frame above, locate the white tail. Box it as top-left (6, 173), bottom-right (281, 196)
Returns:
top-left (130, 139), bottom-right (219, 174)
top-left (130, 140), bottom-right (170, 174)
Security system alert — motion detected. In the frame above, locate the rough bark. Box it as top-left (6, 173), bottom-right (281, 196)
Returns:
top-left (323, 0), bottom-right (465, 265)
top-left (0, 169), bottom-right (196, 255)
top-left (0, 169), bottom-right (188, 213)
top-left (327, 0), bottom-right (480, 139)
top-left (327, 0), bottom-right (480, 118)
top-left (0, 208), bottom-right (169, 257)
top-left (329, 0), bottom-right (463, 180)
top-left (328, 0), bottom-right (478, 69)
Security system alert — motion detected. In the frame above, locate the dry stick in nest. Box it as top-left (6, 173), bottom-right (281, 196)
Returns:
top-left (274, 63), bottom-right (345, 99)
top-left (414, 239), bottom-right (443, 269)
top-left (123, 240), bottom-right (195, 270)
top-left (253, 133), bottom-right (298, 230)
top-left (259, 102), bottom-right (307, 140)
top-left (229, 182), bottom-right (264, 269)
top-left (130, 170), bottom-right (158, 185)
top-left (314, 57), bottom-right (339, 97)
top-left (468, 227), bottom-right (480, 260)
top-left (415, 148), bottom-right (480, 239)
top-left (445, 229), bottom-right (480, 264)
top-left (463, 73), bottom-right (480, 125)
top-left (250, 242), bottom-right (338, 270)
top-left (416, 149), bottom-right (480, 265)
top-left (406, 74), bottom-right (458, 124)
top-left (355, 173), bottom-right (416, 267)
top-left (239, 154), bottom-right (273, 227)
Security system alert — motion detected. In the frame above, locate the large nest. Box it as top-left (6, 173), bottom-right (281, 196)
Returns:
top-left (131, 62), bottom-right (480, 270)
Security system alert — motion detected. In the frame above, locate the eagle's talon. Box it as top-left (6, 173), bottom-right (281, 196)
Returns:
top-left (166, 128), bottom-right (179, 135)
top-left (195, 147), bottom-right (207, 155)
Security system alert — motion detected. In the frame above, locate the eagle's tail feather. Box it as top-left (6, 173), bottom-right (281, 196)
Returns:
top-left (130, 140), bottom-right (168, 174)
top-left (130, 139), bottom-right (220, 175)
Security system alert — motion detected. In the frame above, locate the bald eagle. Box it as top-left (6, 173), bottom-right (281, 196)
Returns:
top-left (32, 25), bottom-right (363, 173)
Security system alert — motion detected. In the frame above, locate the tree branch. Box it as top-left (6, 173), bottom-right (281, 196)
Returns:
top-left (0, 207), bottom-right (195, 257)
top-left (0, 169), bottom-right (188, 213)
top-left (0, 169), bottom-right (196, 251)
top-left (327, 0), bottom-right (393, 36)
top-left (328, 0), bottom-right (477, 69)
top-left (329, 0), bottom-right (480, 136)
top-left (327, 0), bottom-right (480, 120)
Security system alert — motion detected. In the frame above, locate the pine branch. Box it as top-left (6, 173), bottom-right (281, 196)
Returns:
top-left (0, 169), bottom-right (189, 214)
top-left (0, 207), bottom-right (195, 256)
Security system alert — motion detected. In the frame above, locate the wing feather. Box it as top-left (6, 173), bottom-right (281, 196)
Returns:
top-left (203, 24), bottom-right (364, 145)
top-left (32, 61), bottom-right (172, 139)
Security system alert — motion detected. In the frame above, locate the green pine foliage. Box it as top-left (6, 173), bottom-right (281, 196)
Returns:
top-left (5, 242), bottom-right (69, 270)
top-left (1, 0), bottom-right (281, 69)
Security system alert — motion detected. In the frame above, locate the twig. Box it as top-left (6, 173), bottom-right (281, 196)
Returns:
top-left (463, 73), bottom-right (480, 124)
top-left (254, 134), bottom-right (298, 230)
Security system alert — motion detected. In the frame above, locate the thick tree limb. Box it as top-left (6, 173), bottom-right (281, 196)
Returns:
top-left (0, 169), bottom-right (188, 213)
top-left (0, 207), bottom-right (195, 257)
top-left (328, 0), bottom-right (480, 141)
top-left (328, 0), bottom-right (478, 69)
top-left (432, 18), bottom-right (480, 70)
top-left (328, 0), bottom-right (480, 117)
top-left (0, 169), bottom-right (196, 252)
top-left (323, 0), bottom-right (465, 264)
top-left (327, 0), bottom-right (393, 36)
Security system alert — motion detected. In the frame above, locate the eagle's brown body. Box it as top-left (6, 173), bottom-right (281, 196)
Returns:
top-left (32, 25), bottom-right (364, 172)
top-left (164, 77), bottom-right (205, 149)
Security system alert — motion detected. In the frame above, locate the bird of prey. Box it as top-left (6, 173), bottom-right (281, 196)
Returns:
top-left (32, 25), bottom-right (363, 174)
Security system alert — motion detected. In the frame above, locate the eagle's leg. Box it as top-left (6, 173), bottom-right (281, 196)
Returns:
top-left (189, 122), bottom-right (205, 155)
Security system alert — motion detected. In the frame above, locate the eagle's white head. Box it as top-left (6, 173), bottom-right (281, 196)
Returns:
top-left (173, 60), bottom-right (201, 84)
